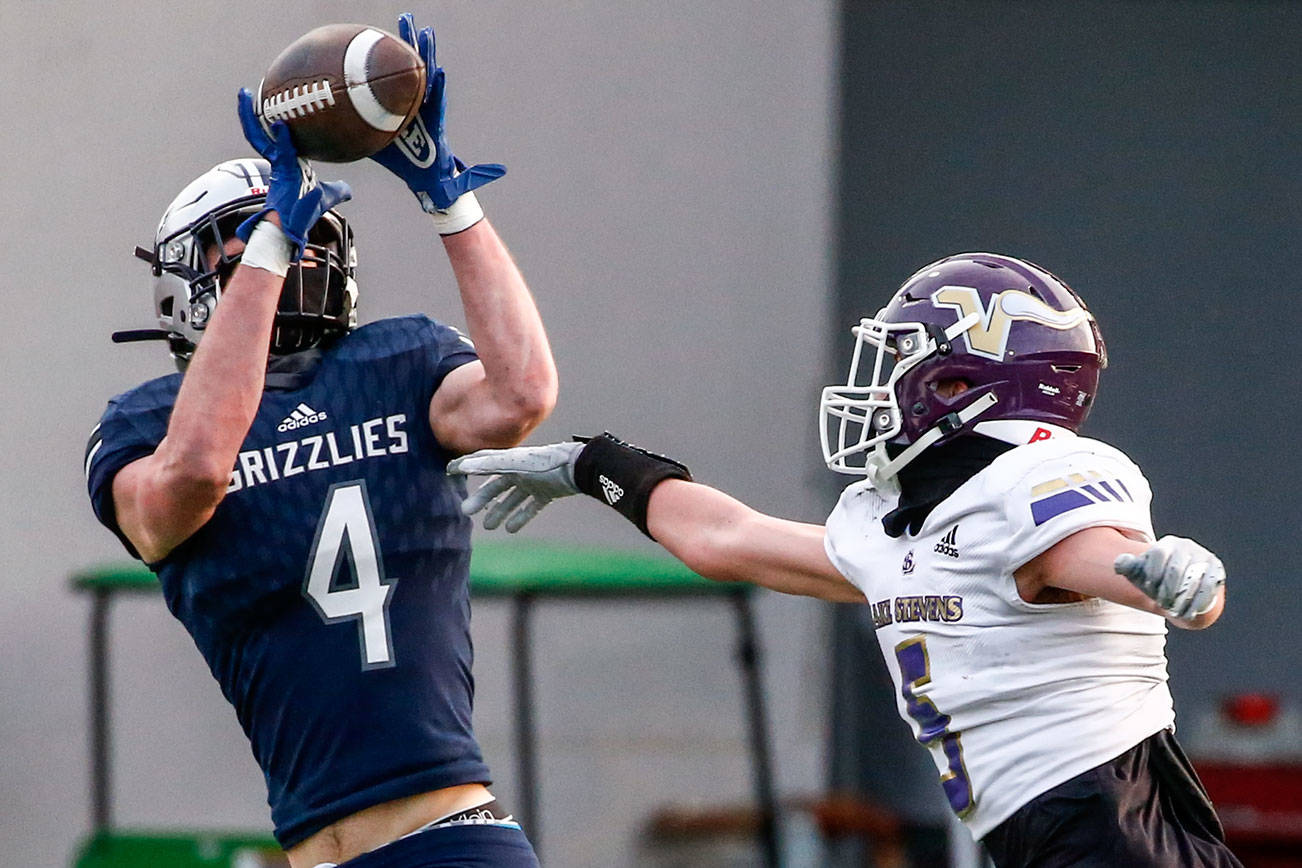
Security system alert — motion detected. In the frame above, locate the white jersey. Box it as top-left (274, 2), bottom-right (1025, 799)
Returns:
top-left (824, 431), bottom-right (1174, 839)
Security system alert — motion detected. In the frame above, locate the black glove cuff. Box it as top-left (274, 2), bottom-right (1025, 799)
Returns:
top-left (572, 433), bottom-right (692, 539)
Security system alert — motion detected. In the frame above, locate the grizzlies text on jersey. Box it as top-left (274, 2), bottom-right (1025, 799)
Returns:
top-left (86, 315), bottom-right (487, 847)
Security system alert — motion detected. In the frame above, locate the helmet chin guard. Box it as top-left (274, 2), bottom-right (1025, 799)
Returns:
top-left (125, 159), bottom-right (358, 368)
top-left (820, 252), bottom-right (1106, 486)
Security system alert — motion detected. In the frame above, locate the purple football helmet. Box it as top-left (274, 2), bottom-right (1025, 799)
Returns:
top-left (820, 252), bottom-right (1107, 482)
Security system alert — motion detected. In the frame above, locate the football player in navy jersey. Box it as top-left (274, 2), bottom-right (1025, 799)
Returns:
top-left (86, 15), bottom-right (552, 868)
top-left (447, 253), bottom-right (1241, 866)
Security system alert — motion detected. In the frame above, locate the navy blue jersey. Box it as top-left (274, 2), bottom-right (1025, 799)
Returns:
top-left (85, 315), bottom-right (489, 847)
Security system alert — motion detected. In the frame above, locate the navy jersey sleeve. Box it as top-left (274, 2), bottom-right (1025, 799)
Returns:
top-left (84, 379), bottom-right (178, 560)
top-left (419, 317), bottom-right (479, 398)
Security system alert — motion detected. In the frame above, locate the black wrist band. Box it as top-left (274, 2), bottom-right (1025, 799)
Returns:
top-left (572, 433), bottom-right (692, 539)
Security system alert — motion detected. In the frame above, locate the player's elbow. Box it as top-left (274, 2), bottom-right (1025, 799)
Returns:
top-left (1171, 611), bottom-right (1217, 630)
top-left (1171, 588), bottom-right (1226, 631)
top-left (120, 459), bottom-right (228, 564)
top-left (1173, 603), bottom-right (1224, 630)
top-left (158, 453), bottom-right (232, 512)
top-left (519, 364), bottom-right (559, 423)
top-left (489, 377), bottom-right (558, 447)
top-left (517, 374), bottom-right (558, 432)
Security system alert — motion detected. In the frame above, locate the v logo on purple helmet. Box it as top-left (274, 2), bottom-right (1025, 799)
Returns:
top-left (932, 287), bottom-right (1089, 360)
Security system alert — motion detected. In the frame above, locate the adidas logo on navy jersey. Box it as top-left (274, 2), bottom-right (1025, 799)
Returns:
top-left (934, 525), bottom-right (960, 558)
top-left (278, 403), bottom-right (328, 432)
top-left (598, 474), bottom-right (624, 505)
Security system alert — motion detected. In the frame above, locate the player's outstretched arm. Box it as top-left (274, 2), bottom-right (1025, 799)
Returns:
top-left (113, 93), bottom-right (350, 563)
top-left (368, 14), bottom-right (556, 453)
top-left (431, 221), bottom-right (557, 453)
top-left (112, 235), bottom-right (288, 562)
top-left (447, 435), bottom-right (865, 603)
top-left (1016, 527), bottom-right (1226, 629)
top-left (647, 480), bottom-right (866, 602)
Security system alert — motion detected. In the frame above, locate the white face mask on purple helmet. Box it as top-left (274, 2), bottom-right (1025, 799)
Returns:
top-left (820, 309), bottom-right (986, 489)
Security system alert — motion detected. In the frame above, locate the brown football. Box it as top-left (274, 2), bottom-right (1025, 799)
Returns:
top-left (257, 23), bottom-right (426, 163)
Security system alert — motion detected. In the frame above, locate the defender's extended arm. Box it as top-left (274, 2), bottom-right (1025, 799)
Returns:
top-left (447, 435), bottom-right (865, 602)
top-left (1016, 528), bottom-right (1225, 629)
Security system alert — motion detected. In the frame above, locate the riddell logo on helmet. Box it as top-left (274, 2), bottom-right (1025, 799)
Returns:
top-left (932, 286), bottom-right (1089, 360)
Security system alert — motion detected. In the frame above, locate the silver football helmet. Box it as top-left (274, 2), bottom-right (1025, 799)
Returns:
top-left (127, 158), bottom-right (358, 367)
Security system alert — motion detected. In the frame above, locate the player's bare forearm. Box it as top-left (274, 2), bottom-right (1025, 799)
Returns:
top-left (647, 479), bottom-right (866, 603)
top-left (1016, 526), bottom-right (1225, 629)
top-left (430, 220), bottom-right (558, 453)
top-left (113, 259), bottom-right (284, 561)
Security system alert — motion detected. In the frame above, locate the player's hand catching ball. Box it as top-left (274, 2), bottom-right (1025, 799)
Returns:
top-left (368, 13), bottom-right (505, 231)
top-left (1114, 535), bottom-right (1225, 622)
top-left (447, 442), bottom-right (584, 532)
top-left (234, 88), bottom-right (351, 260)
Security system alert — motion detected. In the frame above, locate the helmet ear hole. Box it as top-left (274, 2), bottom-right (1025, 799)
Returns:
top-left (932, 378), bottom-right (972, 399)
top-left (159, 297), bottom-right (174, 318)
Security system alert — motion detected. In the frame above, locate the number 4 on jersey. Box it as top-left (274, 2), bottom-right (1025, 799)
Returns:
top-left (303, 481), bottom-right (397, 669)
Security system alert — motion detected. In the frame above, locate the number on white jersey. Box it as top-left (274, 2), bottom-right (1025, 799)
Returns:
top-left (303, 481), bottom-right (397, 669)
top-left (895, 637), bottom-right (974, 816)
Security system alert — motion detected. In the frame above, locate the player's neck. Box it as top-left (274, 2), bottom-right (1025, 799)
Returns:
top-left (882, 435), bottom-right (1013, 537)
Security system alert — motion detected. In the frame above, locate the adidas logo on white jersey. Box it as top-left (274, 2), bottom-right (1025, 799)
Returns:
top-left (598, 474), bottom-right (624, 505)
top-left (934, 525), bottom-right (960, 558)
top-left (277, 403), bottom-right (328, 432)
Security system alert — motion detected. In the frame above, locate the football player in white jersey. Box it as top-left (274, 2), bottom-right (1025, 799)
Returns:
top-left (446, 252), bottom-right (1239, 866)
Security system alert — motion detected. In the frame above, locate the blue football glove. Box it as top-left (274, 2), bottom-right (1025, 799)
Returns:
top-left (369, 13), bottom-right (505, 217)
top-left (234, 88), bottom-right (352, 260)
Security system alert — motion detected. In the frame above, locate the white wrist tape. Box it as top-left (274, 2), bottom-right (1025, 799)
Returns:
top-left (431, 191), bottom-right (484, 235)
top-left (239, 221), bottom-right (293, 277)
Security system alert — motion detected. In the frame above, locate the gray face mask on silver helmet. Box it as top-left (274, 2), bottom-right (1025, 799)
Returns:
top-left (114, 158), bottom-right (358, 369)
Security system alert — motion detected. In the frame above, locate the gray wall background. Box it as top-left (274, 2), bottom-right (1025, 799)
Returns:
top-left (0, 2), bottom-right (835, 866)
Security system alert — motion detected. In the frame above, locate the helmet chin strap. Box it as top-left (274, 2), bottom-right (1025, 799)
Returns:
top-left (111, 329), bottom-right (173, 343)
top-left (865, 392), bottom-right (1000, 494)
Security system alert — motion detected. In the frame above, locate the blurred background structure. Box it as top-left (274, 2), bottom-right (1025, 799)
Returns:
top-left (1, 2), bottom-right (1298, 866)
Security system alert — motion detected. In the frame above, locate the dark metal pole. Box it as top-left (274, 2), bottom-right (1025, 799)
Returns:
top-left (90, 588), bottom-right (112, 834)
top-left (734, 591), bottom-right (781, 867)
top-left (510, 594), bottom-right (540, 855)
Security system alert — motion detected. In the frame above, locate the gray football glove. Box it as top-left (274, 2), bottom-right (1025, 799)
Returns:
top-left (446, 442), bottom-right (583, 532)
top-left (1114, 535), bottom-right (1225, 621)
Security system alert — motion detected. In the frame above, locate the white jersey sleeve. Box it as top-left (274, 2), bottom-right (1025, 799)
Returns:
top-left (996, 438), bottom-right (1156, 577)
